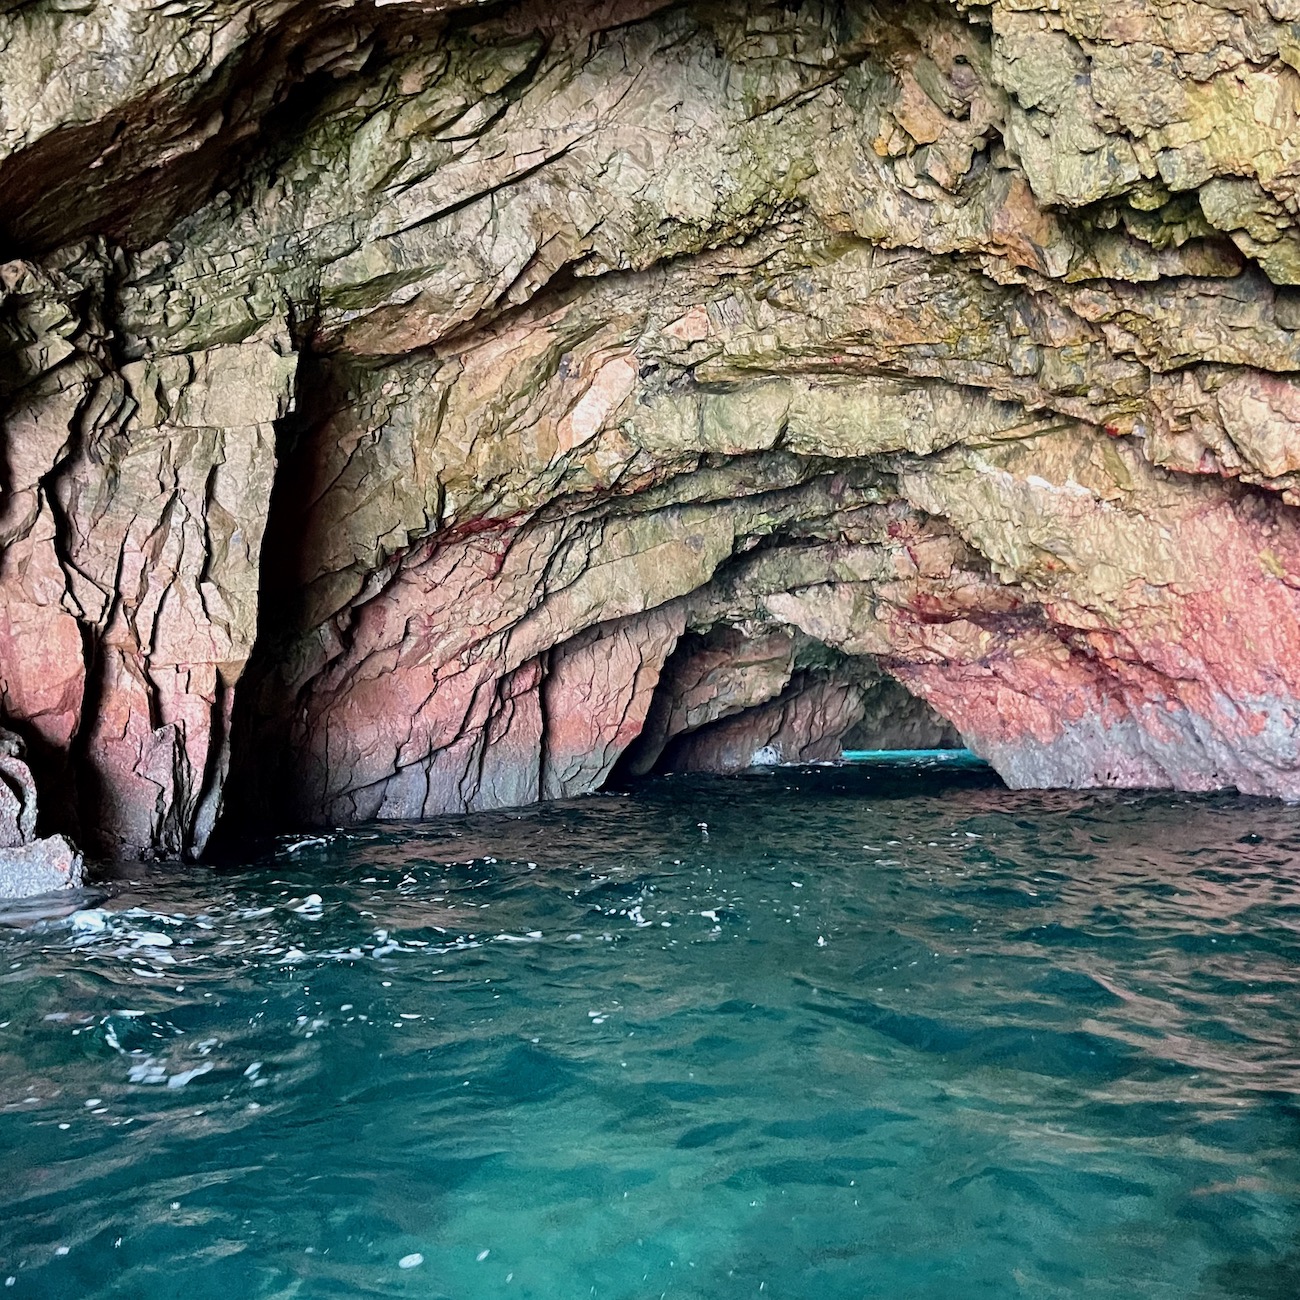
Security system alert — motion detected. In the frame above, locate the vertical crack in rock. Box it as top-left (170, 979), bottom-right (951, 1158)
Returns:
top-left (2, 250), bottom-right (295, 858)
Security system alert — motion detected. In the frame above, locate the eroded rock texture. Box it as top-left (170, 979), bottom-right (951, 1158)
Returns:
top-left (0, 727), bottom-right (83, 898)
top-left (4, 0), bottom-right (1300, 864)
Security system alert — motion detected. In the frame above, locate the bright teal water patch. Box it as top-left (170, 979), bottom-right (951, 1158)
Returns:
top-left (2, 765), bottom-right (1300, 1299)
top-left (840, 748), bottom-right (990, 768)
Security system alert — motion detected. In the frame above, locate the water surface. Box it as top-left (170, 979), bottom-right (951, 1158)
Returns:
top-left (2, 765), bottom-right (1299, 1299)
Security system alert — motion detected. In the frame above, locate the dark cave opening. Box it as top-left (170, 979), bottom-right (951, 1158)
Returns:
top-left (608, 622), bottom-right (964, 787)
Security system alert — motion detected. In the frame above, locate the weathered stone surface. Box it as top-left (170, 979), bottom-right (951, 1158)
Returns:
top-left (0, 727), bottom-right (84, 899)
top-left (0, 261), bottom-right (293, 856)
top-left (620, 627), bottom-right (804, 778)
top-left (0, 728), bottom-right (39, 849)
top-left (0, 836), bottom-right (84, 902)
top-left (620, 629), bottom-right (959, 774)
top-left (4, 0), bottom-right (1300, 857)
top-left (666, 671), bottom-right (871, 773)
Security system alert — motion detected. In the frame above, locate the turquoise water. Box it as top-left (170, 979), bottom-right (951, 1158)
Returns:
top-left (839, 749), bottom-right (989, 768)
top-left (2, 765), bottom-right (1300, 1299)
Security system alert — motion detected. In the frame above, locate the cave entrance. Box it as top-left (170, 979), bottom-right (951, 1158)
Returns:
top-left (608, 623), bottom-right (972, 784)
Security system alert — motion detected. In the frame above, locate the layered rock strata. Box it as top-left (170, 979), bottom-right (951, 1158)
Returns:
top-left (3, 0), bottom-right (1300, 868)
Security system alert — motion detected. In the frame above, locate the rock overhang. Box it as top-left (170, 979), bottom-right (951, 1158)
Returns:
top-left (2, 0), bottom-right (1300, 884)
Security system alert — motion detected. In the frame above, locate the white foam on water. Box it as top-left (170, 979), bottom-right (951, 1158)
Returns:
top-left (131, 933), bottom-right (173, 949)
top-left (166, 1063), bottom-right (212, 1089)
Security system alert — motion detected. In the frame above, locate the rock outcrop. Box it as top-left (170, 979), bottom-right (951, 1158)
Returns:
top-left (4, 0), bottom-right (1300, 870)
top-left (0, 728), bottom-right (83, 899)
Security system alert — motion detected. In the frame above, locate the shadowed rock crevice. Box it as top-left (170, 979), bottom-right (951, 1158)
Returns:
top-left (6, 0), bottom-right (1300, 885)
top-left (615, 625), bottom-right (963, 778)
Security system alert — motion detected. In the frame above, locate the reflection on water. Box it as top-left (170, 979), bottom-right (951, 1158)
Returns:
top-left (2, 765), bottom-right (1299, 1299)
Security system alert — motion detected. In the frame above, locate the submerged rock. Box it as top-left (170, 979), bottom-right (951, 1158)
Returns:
top-left (2, 1), bottom-right (1300, 858)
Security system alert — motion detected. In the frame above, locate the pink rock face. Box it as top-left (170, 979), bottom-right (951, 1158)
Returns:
top-left (881, 445), bottom-right (1300, 797)
top-left (0, 368), bottom-right (92, 829)
top-left (237, 421), bottom-right (1300, 823)
top-left (621, 628), bottom-right (802, 777)
top-left (0, 732), bottom-right (38, 849)
top-left (251, 513), bottom-right (689, 825)
top-left (0, 269), bottom-right (291, 859)
top-left (541, 608), bottom-right (685, 799)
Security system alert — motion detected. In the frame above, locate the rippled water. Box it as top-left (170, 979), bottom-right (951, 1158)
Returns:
top-left (3, 765), bottom-right (1300, 1299)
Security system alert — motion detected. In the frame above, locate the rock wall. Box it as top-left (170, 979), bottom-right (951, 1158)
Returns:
top-left (4, 0), bottom-right (1300, 866)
